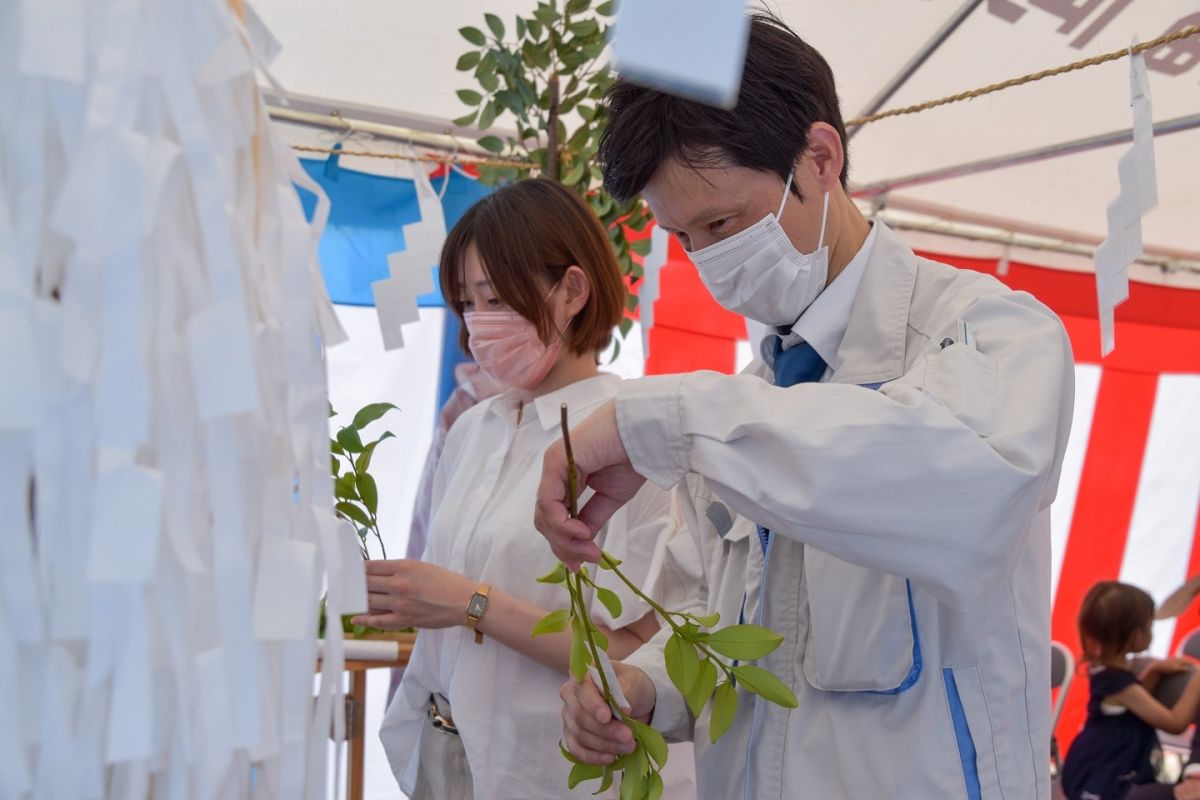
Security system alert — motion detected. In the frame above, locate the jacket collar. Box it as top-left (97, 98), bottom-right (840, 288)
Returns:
top-left (828, 221), bottom-right (918, 386)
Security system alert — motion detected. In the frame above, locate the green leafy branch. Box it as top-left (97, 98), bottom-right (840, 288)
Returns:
top-left (453, 0), bottom-right (655, 354)
top-left (329, 402), bottom-right (398, 560)
top-left (531, 405), bottom-right (798, 798)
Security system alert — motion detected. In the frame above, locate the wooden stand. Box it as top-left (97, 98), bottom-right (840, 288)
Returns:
top-left (320, 632), bottom-right (416, 800)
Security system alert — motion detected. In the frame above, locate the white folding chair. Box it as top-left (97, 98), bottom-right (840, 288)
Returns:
top-left (1051, 641), bottom-right (1075, 775)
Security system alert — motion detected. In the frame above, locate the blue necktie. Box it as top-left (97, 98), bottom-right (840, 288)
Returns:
top-left (757, 336), bottom-right (827, 554)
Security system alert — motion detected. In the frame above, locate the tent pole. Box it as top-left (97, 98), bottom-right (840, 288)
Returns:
top-left (874, 212), bottom-right (1200, 276)
top-left (846, 0), bottom-right (984, 141)
top-left (853, 113), bottom-right (1200, 199)
top-left (263, 87), bottom-right (510, 157)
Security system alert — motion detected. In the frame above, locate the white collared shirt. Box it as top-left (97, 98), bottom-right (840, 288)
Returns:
top-left (382, 373), bottom-right (697, 799)
top-left (761, 221), bottom-right (879, 377)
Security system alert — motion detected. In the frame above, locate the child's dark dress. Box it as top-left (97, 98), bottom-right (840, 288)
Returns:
top-left (1062, 666), bottom-right (1160, 800)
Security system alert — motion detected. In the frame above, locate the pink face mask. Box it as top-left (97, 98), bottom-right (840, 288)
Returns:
top-left (464, 311), bottom-right (562, 391)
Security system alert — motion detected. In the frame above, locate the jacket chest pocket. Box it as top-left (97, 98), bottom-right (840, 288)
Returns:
top-left (802, 548), bottom-right (921, 693)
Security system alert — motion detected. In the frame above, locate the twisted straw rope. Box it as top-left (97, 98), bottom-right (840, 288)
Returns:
top-left (290, 25), bottom-right (1200, 166)
top-left (846, 24), bottom-right (1200, 127)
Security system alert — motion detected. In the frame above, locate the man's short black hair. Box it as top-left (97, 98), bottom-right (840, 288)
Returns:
top-left (599, 12), bottom-right (849, 204)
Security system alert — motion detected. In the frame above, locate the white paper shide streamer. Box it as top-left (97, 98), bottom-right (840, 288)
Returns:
top-left (1, 0), bottom-right (363, 797)
top-left (372, 157), bottom-right (447, 351)
top-left (1094, 43), bottom-right (1158, 356)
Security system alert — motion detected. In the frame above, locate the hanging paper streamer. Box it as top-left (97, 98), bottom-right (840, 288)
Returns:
top-left (639, 224), bottom-right (670, 360)
top-left (1094, 44), bottom-right (1158, 356)
top-left (0, 1), bottom-right (362, 798)
top-left (611, 0), bottom-right (750, 109)
top-left (372, 157), bottom-right (448, 350)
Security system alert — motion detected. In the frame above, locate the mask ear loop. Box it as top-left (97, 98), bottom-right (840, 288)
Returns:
top-left (817, 191), bottom-right (831, 251)
top-left (776, 172), bottom-right (795, 219)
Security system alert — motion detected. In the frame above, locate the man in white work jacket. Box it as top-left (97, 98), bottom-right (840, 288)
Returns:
top-left (535, 12), bottom-right (1075, 800)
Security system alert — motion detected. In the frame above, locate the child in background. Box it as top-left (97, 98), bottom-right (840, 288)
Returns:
top-left (1062, 581), bottom-right (1200, 800)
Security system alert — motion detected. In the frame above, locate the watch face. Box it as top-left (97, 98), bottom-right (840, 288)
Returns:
top-left (467, 594), bottom-right (487, 618)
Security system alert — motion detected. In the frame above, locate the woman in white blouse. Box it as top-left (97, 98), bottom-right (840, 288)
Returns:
top-left (359, 179), bottom-right (696, 799)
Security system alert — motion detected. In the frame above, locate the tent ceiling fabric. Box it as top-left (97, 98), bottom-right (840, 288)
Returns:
top-left (252, 0), bottom-right (1199, 261)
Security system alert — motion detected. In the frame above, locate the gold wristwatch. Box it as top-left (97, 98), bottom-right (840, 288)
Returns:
top-left (466, 584), bottom-right (491, 644)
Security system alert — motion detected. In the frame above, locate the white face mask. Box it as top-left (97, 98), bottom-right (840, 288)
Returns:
top-left (689, 174), bottom-right (829, 327)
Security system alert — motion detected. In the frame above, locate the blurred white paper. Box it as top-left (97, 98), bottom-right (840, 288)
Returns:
top-left (0, 299), bottom-right (40, 430)
top-left (315, 508), bottom-right (368, 615)
top-left (590, 650), bottom-right (630, 716)
top-left (105, 596), bottom-right (153, 762)
top-left (252, 538), bottom-right (317, 641)
top-left (1093, 48), bottom-right (1157, 357)
top-left (186, 302), bottom-right (262, 419)
top-left (612, 0), bottom-right (750, 109)
top-left (19, 0), bottom-right (86, 83)
top-left (639, 225), bottom-right (670, 358)
top-left (371, 275), bottom-right (422, 351)
top-left (87, 465), bottom-right (163, 584)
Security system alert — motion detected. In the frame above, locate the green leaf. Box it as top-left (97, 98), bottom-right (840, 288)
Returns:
top-left (709, 681), bottom-right (738, 743)
top-left (330, 439), bottom-right (345, 456)
top-left (732, 665), bottom-right (798, 708)
top-left (559, 739), bottom-right (581, 764)
top-left (562, 161), bottom-right (586, 185)
top-left (351, 402), bottom-right (397, 430)
top-left (570, 18), bottom-right (599, 37)
top-left (628, 720), bottom-right (668, 769)
top-left (665, 633), bottom-right (700, 696)
top-left (592, 626), bottom-right (608, 651)
top-left (569, 620), bottom-right (590, 681)
top-left (484, 12), bottom-right (505, 39)
top-left (516, 16), bottom-right (527, 38)
top-left (354, 441), bottom-right (377, 474)
top-left (566, 0), bottom-right (590, 14)
top-left (456, 88), bottom-right (484, 106)
top-left (596, 586), bottom-right (622, 619)
top-left (533, 5), bottom-right (559, 26)
top-left (527, 17), bottom-right (544, 39)
top-left (478, 135), bottom-right (505, 153)
top-left (536, 563), bottom-right (568, 584)
top-left (328, 402), bottom-right (337, 418)
top-left (451, 110), bottom-right (478, 127)
top-left (646, 771), bottom-right (664, 800)
top-left (600, 552), bottom-right (622, 569)
top-left (596, 0), bottom-right (617, 16)
top-left (532, 608), bottom-right (570, 637)
top-left (686, 658), bottom-right (719, 718)
top-left (479, 70), bottom-right (500, 93)
top-left (619, 755), bottom-right (644, 800)
top-left (630, 237), bottom-right (652, 256)
top-left (568, 761), bottom-right (604, 789)
top-left (691, 611), bottom-right (721, 627)
top-left (702, 624), bottom-right (784, 661)
top-left (478, 101), bottom-right (497, 131)
top-left (335, 501), bottom-right (371, 528)
top-left (336, 427), bottom-right (363, 454)
top-left (356, 472), bottom-right (378, 516)
top-left (459, 26), bottom-right (486, 46)
top-left (334, 473), bottom-right (359, 501)
top-left (456, 51), bottom-right (481, 71)
top-left (594, 767), bottom-right (614, 795)
top-left (618, 317), bottom-right (633, 337)
top-left (331, 454), bottom-right (340, 476)
top-left (579, 104), bottom-right (596, 122)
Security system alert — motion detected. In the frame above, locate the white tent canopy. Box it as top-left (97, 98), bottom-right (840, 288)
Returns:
top-left (254, 0), bottom-right (1200, 286)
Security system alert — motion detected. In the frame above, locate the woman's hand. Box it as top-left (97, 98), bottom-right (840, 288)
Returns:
top-left (351, 559), bottom-right (475, 631)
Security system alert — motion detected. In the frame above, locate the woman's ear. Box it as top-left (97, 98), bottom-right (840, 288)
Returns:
top-left (559, 265), bottom-right (591, 318)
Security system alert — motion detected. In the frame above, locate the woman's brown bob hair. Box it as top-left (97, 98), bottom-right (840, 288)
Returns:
top-left (439, 178), bottom-right (626, 356)
top-left (1077, 580), bottom-right (1155, 663)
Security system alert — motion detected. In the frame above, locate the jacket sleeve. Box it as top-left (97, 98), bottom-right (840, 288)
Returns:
top-left (615, 291), bottom-right (1074, 609)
